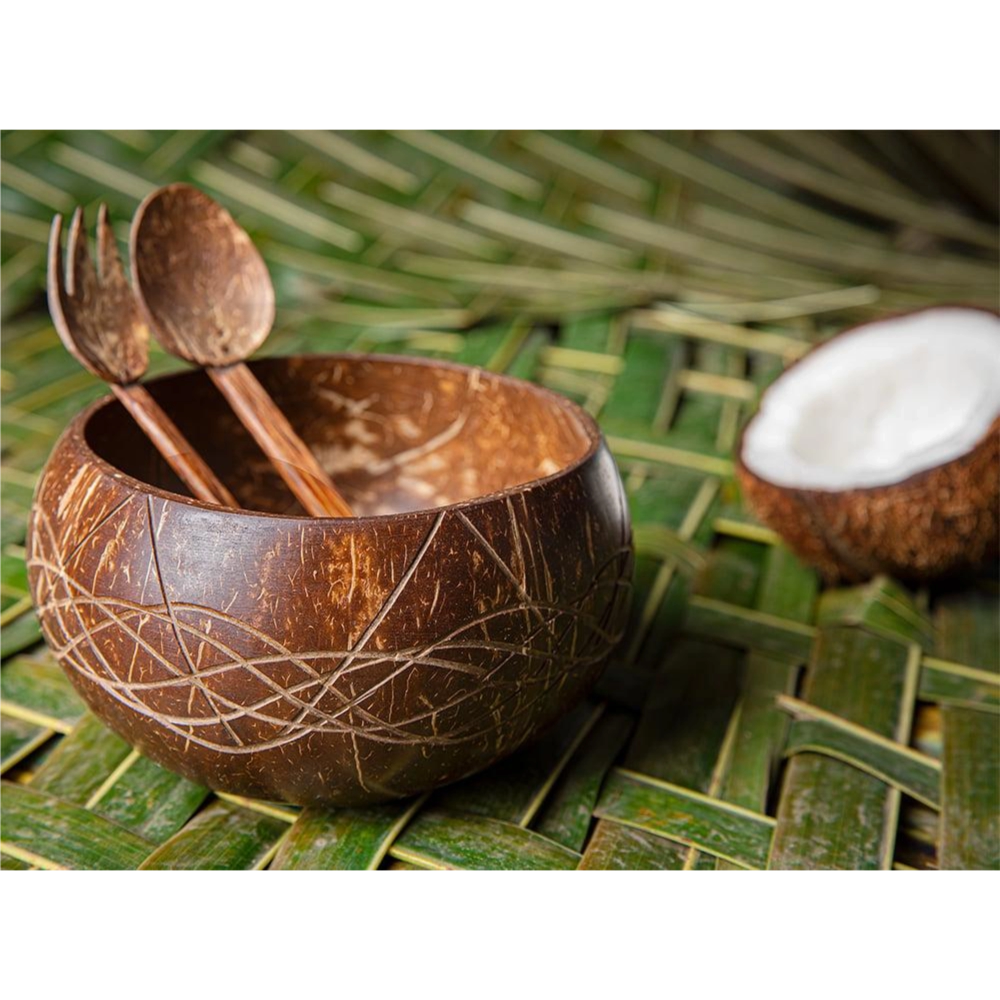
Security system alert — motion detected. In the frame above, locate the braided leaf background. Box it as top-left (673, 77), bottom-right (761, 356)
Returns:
top-left (1, 130), bottom-right (997, 870)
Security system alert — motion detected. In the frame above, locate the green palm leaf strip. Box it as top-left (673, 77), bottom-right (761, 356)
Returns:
top-left (768, 582), bottom-right (927, 870)
top-left (594, 768), bottom-right (775, 869)
top-left (936, 589), bottom-right (999, 870)
top-left (779, 696), bottom-right (941, 810)
top-left (389, 810), bottom-right (581, 871)
top-left (1, 783), bottom-right (153, 870)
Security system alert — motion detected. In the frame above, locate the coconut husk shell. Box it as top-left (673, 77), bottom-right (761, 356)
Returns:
top-left (737, 414), bottom-right (999, 583)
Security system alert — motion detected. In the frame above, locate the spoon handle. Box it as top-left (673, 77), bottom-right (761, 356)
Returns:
top-left (111, 383), bottom-right (240, 508)
top-left (208, 362), bottom-right (355, 518)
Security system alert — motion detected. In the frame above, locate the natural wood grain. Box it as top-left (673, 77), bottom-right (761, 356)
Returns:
top-left (111, 383), bottom-right (238, 508)
top-left (130, 183), bottom-right (356, 518)
top-left (46, 203), bottom-right (237, 510)
top-left (208, 362), bottom-right (353, 517)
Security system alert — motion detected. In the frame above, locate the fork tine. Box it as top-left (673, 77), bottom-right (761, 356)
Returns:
top-left (47, 211), bottom-right (89, 369)
top-left (47, 213), bottom-right (64, 294)
top-left (45, 204), bottom-right (149, 388)
top-left (47, 213), bottom-right (69, 327)
top-left (96, 203), bottom-right (127, 286)
top-left (66, 205), bottom-right (97, 299)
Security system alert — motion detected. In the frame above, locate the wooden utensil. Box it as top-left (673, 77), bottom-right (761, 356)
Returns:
top-left (47, 205), bottom-right (238, 508)
top-left (130, 184), bottom-right (355, 519)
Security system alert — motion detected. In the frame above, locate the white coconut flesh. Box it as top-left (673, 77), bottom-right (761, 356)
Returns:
top-left (741, 308), bottom-right (1000, 491)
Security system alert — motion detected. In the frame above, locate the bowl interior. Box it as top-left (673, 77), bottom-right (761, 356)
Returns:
top-left (85, 354), bottom-right (596, 516)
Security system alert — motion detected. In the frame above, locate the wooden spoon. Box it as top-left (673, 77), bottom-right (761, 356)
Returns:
top-left (48, 205), bottom-right (238, 508)
top-left (130, 184), bottom-right (354, 518)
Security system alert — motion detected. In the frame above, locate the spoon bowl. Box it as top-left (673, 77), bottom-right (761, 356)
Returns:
top-left (131, 183), bottom-right (353, 518)
top-left (130, 183), bottom-right (274, 366)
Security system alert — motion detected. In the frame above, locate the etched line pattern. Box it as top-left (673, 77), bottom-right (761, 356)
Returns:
top-left (29, 495), bottom-right (632, 757)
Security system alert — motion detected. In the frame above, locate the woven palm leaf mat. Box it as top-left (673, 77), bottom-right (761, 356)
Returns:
top-left (1, 130), bottom-right (997, 871)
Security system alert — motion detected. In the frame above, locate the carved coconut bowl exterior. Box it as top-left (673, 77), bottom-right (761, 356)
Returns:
top-left (28, 354), bottom-right (633, 806)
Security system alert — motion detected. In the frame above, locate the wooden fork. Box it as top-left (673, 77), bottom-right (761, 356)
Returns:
top-left (47, 205), bottom-right (238, 508)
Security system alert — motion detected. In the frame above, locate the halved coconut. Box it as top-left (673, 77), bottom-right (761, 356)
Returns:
top-left (736, 306), bottom-right (1000, 582)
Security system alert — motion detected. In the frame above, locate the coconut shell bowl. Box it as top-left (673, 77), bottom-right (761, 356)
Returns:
top-left (27, 354), bottom-right (633, 806)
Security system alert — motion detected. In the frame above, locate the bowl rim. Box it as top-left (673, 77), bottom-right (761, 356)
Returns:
top-left (66, 351), bottom-right (608, 525)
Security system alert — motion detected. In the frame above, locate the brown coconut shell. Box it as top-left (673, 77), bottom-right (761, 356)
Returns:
top-left (737, 416), bottom-right (999, 583)
top-left (27, 354), bottom-right (633, 806)
top-left (736, 309), bottom-right (1000, 584)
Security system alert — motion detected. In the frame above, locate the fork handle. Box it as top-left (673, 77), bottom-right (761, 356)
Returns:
top-left (208, 362), bottom-right (355, 518)
top-left (112, 383), bottom-right (239, 508)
